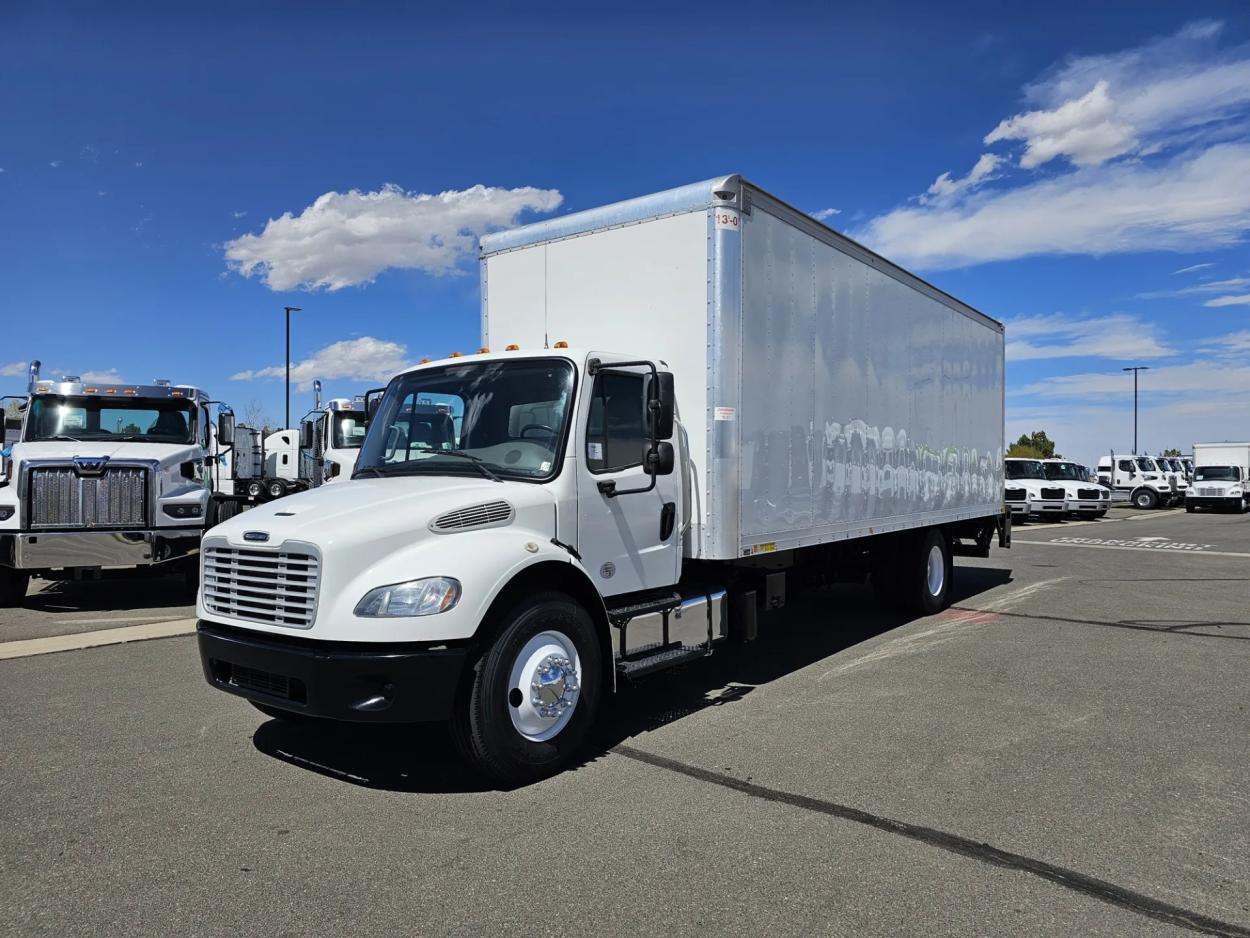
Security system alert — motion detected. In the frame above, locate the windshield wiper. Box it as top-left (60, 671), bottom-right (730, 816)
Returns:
top-left (44, 434), bottom-right (84, 443)
top-left (433, 450), bottom-right (503, 483)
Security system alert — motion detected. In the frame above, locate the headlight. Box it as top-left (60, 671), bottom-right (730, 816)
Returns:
top-left (162, 503), bottom-right (203, 519)
top-left (0, 505), bottom-right (14, 521)
top-left (1230, 488), bottom-right (1243, 496)
top-left (354, 577), bottom-right (461, 617)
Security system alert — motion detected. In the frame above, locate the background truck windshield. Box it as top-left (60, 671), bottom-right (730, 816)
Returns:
top-left (1005, 459), bottom-right (1045, 480)
top-left (25, 396), bottom-right (197, 444)
top-left (1195, 466), bottom-right (1240, 481)
top-left (356, 358), bottom-right (574, 482)
top-left (1135, 458), bottom-right (1158, 472)
top-left (1043, 461), bottom-right (1086, 481)
top-left (332, 413), bottom-right (367, 449)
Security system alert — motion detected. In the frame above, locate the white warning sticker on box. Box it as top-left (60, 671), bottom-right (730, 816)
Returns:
top-left (714, 209), bottom-right (740, 231)
top-left (714, 406), bottom-right (736, 421)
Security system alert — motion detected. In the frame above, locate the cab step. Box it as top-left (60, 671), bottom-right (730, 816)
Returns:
top-left (616, 642), bottom-right (709, 680)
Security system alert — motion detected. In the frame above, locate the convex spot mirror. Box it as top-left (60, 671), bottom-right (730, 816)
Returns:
top-left (217, 412), bottom-right (235, 446)
top-left (644, 441), bottom-right (675, 476)
top-left (646, 372), bottom-right (675, 440)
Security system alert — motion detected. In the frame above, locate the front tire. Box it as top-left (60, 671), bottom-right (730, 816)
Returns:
top-left (1133, 489), bottom-right (1158, 510)
top-left (452, 591), bottom-right (601, 783)
top-left (1185, 503), bottom-right (1195, 513)
top-left (0, 566), bottom-right (29, 607)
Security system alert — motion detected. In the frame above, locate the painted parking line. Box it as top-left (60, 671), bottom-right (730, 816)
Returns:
top-left (0, 618), bottom-right (197, 661)
top-left (1012, 537), bottom-right (1250, 559)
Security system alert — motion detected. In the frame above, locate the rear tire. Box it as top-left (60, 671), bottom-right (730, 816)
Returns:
top-left (1133, 489), bottom-right (1158, 510)
top-left (0, 566), bottom-right (29, 607)
top-left (452, 591), bottom-right (601, 783)
top-left (905, 528), bottom-right (952, 616)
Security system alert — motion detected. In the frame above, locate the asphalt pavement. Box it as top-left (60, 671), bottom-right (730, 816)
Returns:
top-left (2, 506), bottom-right (1248, 937)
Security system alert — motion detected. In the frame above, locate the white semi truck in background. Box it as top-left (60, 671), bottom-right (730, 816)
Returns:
top-left (1186, 442), bottom-right (1250, 513)
top-left (0, 361), bottom-right (235, 605)
top-left (195, 175), bottom-right (1009, 781)
top-left (1004, 458), bottom-right (1066, 522)
top-left (1041, 458), bottom-right (1109, 520)
top-left (1097, 454), bottom-right (1178, 509)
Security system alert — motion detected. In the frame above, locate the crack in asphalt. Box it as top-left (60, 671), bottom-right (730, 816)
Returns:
top-left (613, 745), bottom-right (1250, 938)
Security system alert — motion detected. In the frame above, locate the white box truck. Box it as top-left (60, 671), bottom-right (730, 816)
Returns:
top-left (195, 175), bottom-right (1009, 781)
top-left (1187, 442), bottom-right (1250, 512)
top-left (0, 361), bottom-right (236, 605)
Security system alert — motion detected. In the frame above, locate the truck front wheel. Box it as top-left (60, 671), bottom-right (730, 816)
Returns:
top-left (0, 566), bottom-right (29, 607)
top-left (907, 529), bottom-right (952, 616)
top-left (1133, 489), bottom-right (1158, 510)
top-left (452, 591), bottom-right (602, 783)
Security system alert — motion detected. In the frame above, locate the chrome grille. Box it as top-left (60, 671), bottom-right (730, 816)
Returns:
top-left (1197, 487), bottom-right (1224, 497)
top-left (1004, 488), bottom-right (1027, 502)
top-left (431, 500), bottom-right (513, 532)
top-left (28, 466), bottom-right (147, 529)
top-left (1077, 488), bottom-right (1102, 500)
top-left (202, 544), bottom-right (320, 629)
top-left (1040, 487), bottom-right (1065, 500)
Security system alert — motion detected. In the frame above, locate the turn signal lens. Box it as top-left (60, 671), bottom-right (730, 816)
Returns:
top-left (553, 340), bottom-right (569, 348)
top-left (419, 357), bottom-right (432, 364)
top-left (478, 347), bottom-right (490, 354)
top-left (505, 344), bottom-right (520, 351)
top-left (354, 577), bottom-right (461, 617)
top-left (449, 351), bottom-right (464, 358)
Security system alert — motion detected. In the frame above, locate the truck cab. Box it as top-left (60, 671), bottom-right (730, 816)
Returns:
top-left (1041, 458), bottom-right (1110, 520)
top-left (1004, 457), bottom-right (1066, 521)
top-left (0, 360), bottom-right (225, 605)
top-left (317, 396), bottom-right (368, 483)
top-left (1156, 457), bottom-right (1190, 500)
top-left (1187, 442), bottom-right (1250, 513)
top-left (1096, 454), bottom-right (1177, 510)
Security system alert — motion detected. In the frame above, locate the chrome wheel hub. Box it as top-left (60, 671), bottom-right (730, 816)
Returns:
top-left (926, 543), bottom-right (945, 597)
top-left (507, 630), bottom-right (582, 742)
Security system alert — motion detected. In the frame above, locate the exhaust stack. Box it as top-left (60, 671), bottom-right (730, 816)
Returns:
top-left (27, 360), bottom-right (41, 391)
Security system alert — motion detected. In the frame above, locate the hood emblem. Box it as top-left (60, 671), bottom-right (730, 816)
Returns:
top-left (73, 456), bottom-right (109, 476)
top-left (243, 531), bottom-right (270, 543)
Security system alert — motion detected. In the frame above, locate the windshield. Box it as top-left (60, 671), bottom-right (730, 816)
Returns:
top-left (1135, 458), bottom-right (1157, 472)
top-left (1005, 459), bottom-right (1045, 480)
top-left (332, 412), bottom-right (367, 450)
top-left (1195, 466), bottom-right (1240, 482)
top-left (24, 395), bottom-right (197, 445)
top-left (355, 358), bottom-right (575, 482)
top-left (1043, 461), bottom-right (1086, 481)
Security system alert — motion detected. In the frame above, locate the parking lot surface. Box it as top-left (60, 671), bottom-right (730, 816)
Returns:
top-left (2, 507), bottom-right (1249, 937)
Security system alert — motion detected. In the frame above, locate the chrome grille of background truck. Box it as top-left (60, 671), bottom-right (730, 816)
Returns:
top-left (201, 544), bottom-right (320, 629)
top-left (27, 465), bottom-right (148, 529)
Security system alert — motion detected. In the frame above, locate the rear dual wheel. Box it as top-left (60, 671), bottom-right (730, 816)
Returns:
top-left (872, 528), bottom-right (953, 616)
top-left (452, 591), bottom-right (602, 784)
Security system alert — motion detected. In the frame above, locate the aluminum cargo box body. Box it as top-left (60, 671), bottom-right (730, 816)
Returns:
top-left (480, 175), bottom-right (1004, 561)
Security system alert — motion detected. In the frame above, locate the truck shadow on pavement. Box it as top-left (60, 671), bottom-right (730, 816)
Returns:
top-left (251, 565), bottom-right (1014, 794)
top-left (22, 572), bottom-right (193, 614)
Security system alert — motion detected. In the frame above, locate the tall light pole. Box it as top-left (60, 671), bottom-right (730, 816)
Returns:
top-left (1123, 366), bottom-right (1149, 454)
top-left (284, 306), bottom-right (302, 429)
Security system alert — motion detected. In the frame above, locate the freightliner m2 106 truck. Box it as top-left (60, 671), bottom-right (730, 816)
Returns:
top-left (0, 362), bottom-right (231, 605)
top-left (196, 176), bottom-right (1009, 781)
top-left (1187, 442), bottom-right (1250, 512)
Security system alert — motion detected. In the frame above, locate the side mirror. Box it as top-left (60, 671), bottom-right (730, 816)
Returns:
top-left (217, 412), bottom-right (234, 446)
top-left (299, 421), bottom-right (314, 451)
top-left (365, 387), bottom-right (385, 422)
top-left (644, 441), bottom-right (675, 476)
top-left (646, 371), bottom-right (675, 440)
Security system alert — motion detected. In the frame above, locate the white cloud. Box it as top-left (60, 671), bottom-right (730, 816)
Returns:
top-left (809, 208), bottom-right (841, 221)
top-left (231, 210), bottom-right (247, 219)
top-left (1204, 293), bottom-right (1250, 307)
top-left (858, 143), bottom-right (1250, 269)
top-left (79, 369), bottom-right (123, 383)
top-left (49, 160), bottom-right (62, 168)
top-left (1005, 312), bottom-right (1172, 362)
top-left (231, 336), bottom-right (414, 391)
top-left (0, 361), bottom-right (27, 377)
top-left (1021, 358), bottom-right (1250, 398)
top-left (857, 23), bottom-right (1250, 269)
top-left (224, 183), bottom-right (563, 292)
top-left (1137, 276), bottom-right (1250, 299)
top-left (1172, 262), bottom-right (1213, 274)
top-left (924, 153), bottom-right (1003, 202)
top-left (985, 81), bottom-right (1137, 168)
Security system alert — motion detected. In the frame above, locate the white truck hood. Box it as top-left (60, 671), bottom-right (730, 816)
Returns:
top-left (206, 475), bottom-right (557, 550)
top-left (11, 440), bottom-right (202, 465)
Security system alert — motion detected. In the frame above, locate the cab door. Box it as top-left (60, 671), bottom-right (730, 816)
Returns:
top-left (575, 356), bottom-right (681, 598)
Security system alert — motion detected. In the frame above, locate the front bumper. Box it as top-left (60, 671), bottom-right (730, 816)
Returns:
top-left (1067, 499), bottom-right (1107, 514)
top-left (197, 621), bottom-right (469, 723)
top-left (0, 527), bottom-right (201, 571)
top-left (1029, 499), bottom-right (1066, 517)
top-left (1187, 496), bottom-right (1241, 510)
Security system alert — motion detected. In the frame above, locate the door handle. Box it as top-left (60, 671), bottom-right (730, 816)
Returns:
top-left (660, 501), bottom-right (676, 540)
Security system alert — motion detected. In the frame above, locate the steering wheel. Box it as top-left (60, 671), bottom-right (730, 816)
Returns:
top-left (519, 424), bottom-right (556, 438)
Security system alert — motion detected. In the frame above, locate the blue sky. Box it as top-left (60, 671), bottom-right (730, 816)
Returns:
top-left (3, 1), bottom-right (1249, 465)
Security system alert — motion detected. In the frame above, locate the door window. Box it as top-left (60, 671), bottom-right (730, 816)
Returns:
top-left (586, 372), bottom-right (645, 473)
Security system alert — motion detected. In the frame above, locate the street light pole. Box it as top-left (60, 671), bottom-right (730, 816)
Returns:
top-left (284, 306), bottom-right (302, 429)
top-left (1123, 366), bottom-right (1149, 454)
